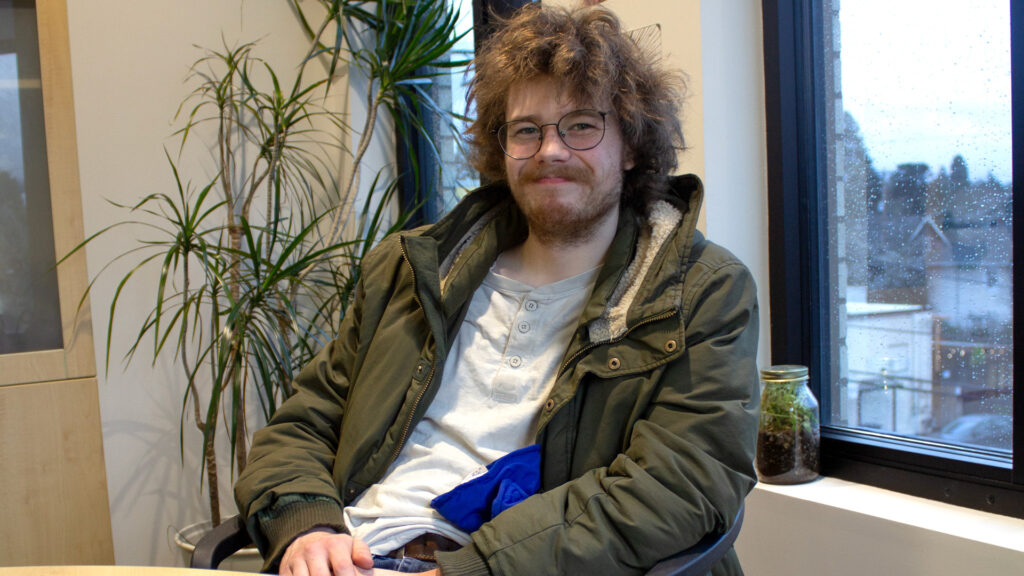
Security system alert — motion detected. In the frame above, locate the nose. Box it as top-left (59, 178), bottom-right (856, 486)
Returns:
top-left (535, 124), bottom-right (571, 161)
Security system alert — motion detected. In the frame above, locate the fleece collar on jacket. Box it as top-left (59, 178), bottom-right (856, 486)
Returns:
top-left (587, 198), bottom-right (683, 342)
top-left (408, 174), bottom-right (704, 346)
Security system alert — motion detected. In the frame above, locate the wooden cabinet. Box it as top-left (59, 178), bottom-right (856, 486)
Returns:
top-left (0, 0), bottom-right (113, 566)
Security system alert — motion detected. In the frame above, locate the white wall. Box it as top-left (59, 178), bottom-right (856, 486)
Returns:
top-left (600, 0), bottom-right (774, 369)
top-left (65, 1), bottom-right (373, 566)
top-left (547, 0), bottom-right (772, 369)
top-left (590, 0), bottom-right (704, 182)
top-left (699, 0), bottom-right (771, 369)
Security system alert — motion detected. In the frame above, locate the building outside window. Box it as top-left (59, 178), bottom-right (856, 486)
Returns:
top-left (764, 0), bottom-right (1021, 516)
top-left (824, 0), bottom-right (1013, 453)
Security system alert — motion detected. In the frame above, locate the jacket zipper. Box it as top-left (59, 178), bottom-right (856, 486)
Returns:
top-left (387, 236), bottom-right (435, 469)
top-left (388, 360), bottom-right (437, 469)
top-left (542, 308), bottom-right (680, 471)
top-left (399, 235), bottom-right (422, 310)
top-left (558, 308), bottom-right (679, 377)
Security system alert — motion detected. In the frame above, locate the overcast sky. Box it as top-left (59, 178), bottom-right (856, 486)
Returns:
top-left (840, 0), bottom-right (1012, 183)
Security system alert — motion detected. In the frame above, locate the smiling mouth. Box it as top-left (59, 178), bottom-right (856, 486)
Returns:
top-left (530, 170), bottom-right (580, 183)
top-left (523, 165), bottom-right (588, 186)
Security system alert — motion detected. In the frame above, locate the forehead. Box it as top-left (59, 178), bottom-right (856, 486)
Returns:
top-left (505, 76), bottom-right (600, 119)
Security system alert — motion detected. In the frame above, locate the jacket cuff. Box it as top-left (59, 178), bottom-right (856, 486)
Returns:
top-left (256, 497), bottom-right (347, 572)
top-left (435, 542), bottom-right (492, 576)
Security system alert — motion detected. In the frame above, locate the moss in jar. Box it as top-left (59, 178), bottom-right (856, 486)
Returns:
top-left (756, 381), bottom-right (820, 483)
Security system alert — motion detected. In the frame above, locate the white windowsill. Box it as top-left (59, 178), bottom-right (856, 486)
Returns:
top-left (751, 476), bottom-right (1024, 552)
top-left (737, 476), bottom-right (1024, 575)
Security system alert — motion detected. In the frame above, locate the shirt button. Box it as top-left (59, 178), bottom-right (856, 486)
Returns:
top-left (518, 321), bottom-right (530, 333)
top-left (509, 355), bottom-right (523, 368)
top-left (544, 398), bottom-right (555, 411)
top-left (664, 340), bottom-right (678, 352)
top-left (608, 357), bottom-right (621, 370)
top-left (525, 300), bottom-right (538, 311)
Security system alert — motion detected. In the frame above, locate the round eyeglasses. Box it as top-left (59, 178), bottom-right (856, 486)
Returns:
top-left (493, 109), bottom-right (608, 160)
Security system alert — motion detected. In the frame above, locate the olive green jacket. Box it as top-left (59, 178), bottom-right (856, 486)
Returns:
top-left (234, 174), bottom-right (760, 575)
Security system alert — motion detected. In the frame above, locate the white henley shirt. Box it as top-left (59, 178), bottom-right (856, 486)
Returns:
top-left (343, 265), bottom-right (599, 554)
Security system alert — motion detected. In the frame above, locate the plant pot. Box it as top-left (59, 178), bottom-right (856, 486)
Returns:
top-left (174, 520), bottom-right (262, 572)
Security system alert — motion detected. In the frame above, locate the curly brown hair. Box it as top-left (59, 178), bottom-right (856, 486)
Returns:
top-left (466, 3), bottom-right (685, 208)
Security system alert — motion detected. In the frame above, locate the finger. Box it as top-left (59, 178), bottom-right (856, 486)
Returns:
top-left (293, 544), bottom-right (329, 576)
top-left (351, 538), bottom-right (374, 569)
top-left (325, 537), bottom-right (359, 576)
top-left (285, 559), bottom-right (310, 576)
top-left (309, 557), bottom-right (335, 576)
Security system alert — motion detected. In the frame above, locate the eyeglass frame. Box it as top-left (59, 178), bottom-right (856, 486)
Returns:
top-left (491, 109), bottom-right (610, 160)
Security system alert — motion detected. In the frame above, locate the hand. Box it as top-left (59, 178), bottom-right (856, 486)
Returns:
top-left (279, 527), bottom-right (374, 576)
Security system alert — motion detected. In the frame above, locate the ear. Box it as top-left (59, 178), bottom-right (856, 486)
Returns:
top-left (623, 148), bottom-right (636, 171)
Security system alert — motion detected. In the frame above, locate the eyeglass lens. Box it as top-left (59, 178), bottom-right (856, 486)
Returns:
top-left (497, 109), bottom-right (606, 159)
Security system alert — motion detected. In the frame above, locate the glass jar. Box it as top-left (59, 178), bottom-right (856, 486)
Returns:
top-left (756, 364), bottom-right (820, 484)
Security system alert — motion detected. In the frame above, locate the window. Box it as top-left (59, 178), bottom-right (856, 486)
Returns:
top-left (0, 0), bottom-right (62, 355)
top-left (398, 0), bottom-right (531, 226)
top-left (0, 0), bottom-right (94, 386)
top-left (764, 0), bottom-right (1022, 517)
top-left (434, 0), bottom-right (479, 213)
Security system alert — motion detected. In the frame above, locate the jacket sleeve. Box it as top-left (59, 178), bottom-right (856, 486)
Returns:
top-left (232, 272), bottom-right (367, 571)
top-left (436, 256), bottom-right (760, 576)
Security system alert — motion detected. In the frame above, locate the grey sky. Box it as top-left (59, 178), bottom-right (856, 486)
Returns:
top-left (840, 0), bottom-right (1012, 183)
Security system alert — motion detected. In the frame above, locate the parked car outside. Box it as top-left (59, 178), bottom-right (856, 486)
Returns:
top-left (938, 413), bottom-right (1013, 450)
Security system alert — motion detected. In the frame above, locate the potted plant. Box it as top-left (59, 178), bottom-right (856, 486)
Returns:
top-left (64, 0), bottom-right (469, 564)
top-left (755, 365), bottom-right (821, 484)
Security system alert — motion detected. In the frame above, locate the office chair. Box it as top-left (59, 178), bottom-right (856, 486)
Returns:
top-left (191, 502), bottom-right (745, 575)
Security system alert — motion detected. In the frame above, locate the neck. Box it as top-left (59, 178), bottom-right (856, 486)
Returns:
top-left (495, 206), bottom-right (619, 287)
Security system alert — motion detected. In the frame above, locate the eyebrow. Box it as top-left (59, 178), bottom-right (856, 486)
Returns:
top-left (504, 108), bottom-right (594, 124)
top-left (504, 113), bottom-right (543, 124)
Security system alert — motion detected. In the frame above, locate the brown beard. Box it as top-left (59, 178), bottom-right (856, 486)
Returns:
top-left (511, 166), bottom-right (623, 247)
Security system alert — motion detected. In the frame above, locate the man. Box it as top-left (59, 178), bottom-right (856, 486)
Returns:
top-left (235, 4), bottom-right (759, 576)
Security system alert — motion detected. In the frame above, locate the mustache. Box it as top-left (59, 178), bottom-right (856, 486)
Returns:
top-left (521, 165), bottom-right (590, 183)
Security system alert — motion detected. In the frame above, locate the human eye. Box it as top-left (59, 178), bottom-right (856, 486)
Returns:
top-left (505, 122), bottom-right (539, 140)
top-left (566, 121), bottom-right (597, 132)
top-left (561, 111), bottom-right (602, 133)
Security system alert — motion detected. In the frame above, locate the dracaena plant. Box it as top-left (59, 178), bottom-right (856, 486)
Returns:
top-left (63, 0), bottom-right (469, 526)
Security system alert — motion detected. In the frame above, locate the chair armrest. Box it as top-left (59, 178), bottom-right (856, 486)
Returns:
top-left (190, 514), bottom-right (253, 570)
top-left (645, 502), bottom-right (746, 576)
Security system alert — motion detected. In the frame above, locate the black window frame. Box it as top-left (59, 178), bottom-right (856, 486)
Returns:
top-left (763, 0), bottom-right (1024, 518)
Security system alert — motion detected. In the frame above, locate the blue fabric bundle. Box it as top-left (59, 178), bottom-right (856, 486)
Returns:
top-left (431, 444), bottom-right (541, 532)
